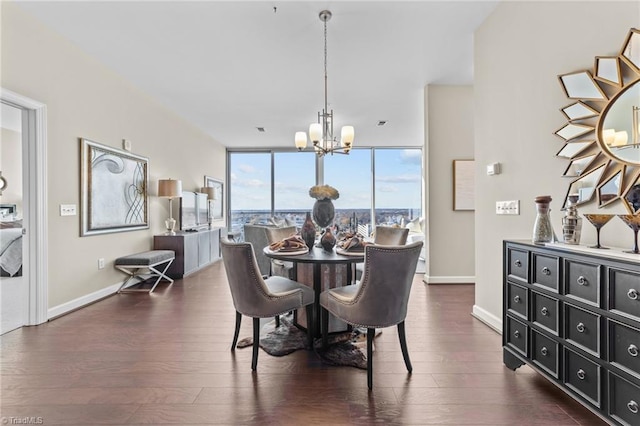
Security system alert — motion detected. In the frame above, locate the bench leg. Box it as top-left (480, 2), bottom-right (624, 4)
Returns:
top-left (116, 258), bottom-right (175, 294)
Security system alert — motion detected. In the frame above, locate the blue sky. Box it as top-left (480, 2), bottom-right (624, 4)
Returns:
top-left (230, 148), bottom-right (422, 211)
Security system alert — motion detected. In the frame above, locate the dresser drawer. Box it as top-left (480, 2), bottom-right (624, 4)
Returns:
top-left (531, 329), bottom-right (559, 378)
top-left (506, 282), bottom-right (528, 320)
top-left (532, 291), bottom-right (560, 335)
top-left (506, 316), bottom-right (528, 356)
top-left (609, 320), bottom-right (640, 380)
top-left (564, 347), bottom-right (602, 408)
top-left (507, 247), bottom-right (529, 282)
top-left (532, 253), bottom-right (560, 292)
top-left (609, 268), bottom-right (640, 322)
top-left (609, 372), bottom-right (640, 426)
top-left (565, 303), bottom-right (601, 357)
top-left (565, 259), bottom-right (601, 307)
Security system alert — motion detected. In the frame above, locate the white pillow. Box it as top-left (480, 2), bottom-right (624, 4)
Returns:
top-left (406, 217), bottom-right (422, 233)
top-left (270, 216), bottom-right (286, 227)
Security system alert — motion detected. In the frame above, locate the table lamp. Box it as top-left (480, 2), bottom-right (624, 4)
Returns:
top-left (200, 186), bottom-right (216, 228)
top-left (158, 179), bottom-right (182, 235)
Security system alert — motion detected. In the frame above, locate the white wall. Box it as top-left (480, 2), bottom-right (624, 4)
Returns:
top-left (426, 85), bottom-right (475, 283)
top-left (1, 4), bottom-right (226, 309)
top-left (473, 1), bottom-right (639, 329)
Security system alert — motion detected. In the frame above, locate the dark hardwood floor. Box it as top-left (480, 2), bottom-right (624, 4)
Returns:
top-left (1, 261), bottom-right (606, 425)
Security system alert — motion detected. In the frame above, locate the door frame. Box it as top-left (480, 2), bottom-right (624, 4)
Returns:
top-left (1, 88), bottom-right (48, 326)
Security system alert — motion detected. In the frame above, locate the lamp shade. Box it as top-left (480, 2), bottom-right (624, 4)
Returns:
top-left (309, 123), bottom-right (322, 142)
top-left (341, 126), bottom-right (354, 147)
top-left (603, 129), bottom-right (616, 145)
top-left (200, 186), bottom-right (216, 200)
top-left (295, 132), bottom-right (308, 150)
top-left (158, 179), bottom-right (182, 198)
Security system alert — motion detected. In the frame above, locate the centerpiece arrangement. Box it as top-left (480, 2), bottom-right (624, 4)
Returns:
top-left (301, 184), bottom-right (340, 251)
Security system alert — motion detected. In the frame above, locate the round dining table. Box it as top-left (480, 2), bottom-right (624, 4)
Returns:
top-left (264, 245), bottom-right (364, 337)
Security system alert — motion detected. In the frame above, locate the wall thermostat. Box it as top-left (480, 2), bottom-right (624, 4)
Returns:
top-left (486, 162), bottom-right (501, 176)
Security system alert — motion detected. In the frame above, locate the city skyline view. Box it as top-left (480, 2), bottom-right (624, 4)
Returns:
top-left (229, 148), bottom-right (423, 218)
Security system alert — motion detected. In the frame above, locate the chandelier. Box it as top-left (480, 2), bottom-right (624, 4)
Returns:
top-left (295, 10), bottom-right (354, 156)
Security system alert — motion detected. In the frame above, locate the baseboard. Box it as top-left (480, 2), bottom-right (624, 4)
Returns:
top-left (48, 281), bottom-right (121, 320)
top-left (423, 275), bottom-right (475, 284)
top-left (471, 304), bottom-right (502, 333)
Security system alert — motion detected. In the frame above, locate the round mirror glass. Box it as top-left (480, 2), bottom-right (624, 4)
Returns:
top-left (598, 79), bottom-right (640, 166)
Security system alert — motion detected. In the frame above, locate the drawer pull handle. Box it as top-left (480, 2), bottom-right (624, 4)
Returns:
top-left (576, 322), bottom-right (585, 333)
top-left (513, 330), bottom-right (520, 339)
top-left (513, 295), bottom-right (521, 303)
top-left (540, 347), bottom-right (548, 356)
top-left (515, 260), bottom-right (522, 267)
top-left (577, 369), bottom-right (586, 380)
top-left (541, 307), bottom-right (549, 316)
top-left (629, 344), bottom-right (639, 357)
top-left (542, 267), bottom-right (551, 276)
top-left (629, 289), bottom-right (639, 300)
top-left (577, 276), bottom-right (587, 286)
top-left (628, 400), bottom-right (639, 414)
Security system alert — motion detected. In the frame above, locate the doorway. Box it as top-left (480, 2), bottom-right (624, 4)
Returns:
top-left (0, 89), bottom-right (48, 334)
top-left (0, 103), bottom-right (26, 333)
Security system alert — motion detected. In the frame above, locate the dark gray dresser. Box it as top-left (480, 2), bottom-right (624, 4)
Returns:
top-left (503, 240), bottom-right (640, 426)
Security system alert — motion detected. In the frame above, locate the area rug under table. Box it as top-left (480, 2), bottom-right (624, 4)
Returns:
top-left (236, 314), bottom-right (378, 369)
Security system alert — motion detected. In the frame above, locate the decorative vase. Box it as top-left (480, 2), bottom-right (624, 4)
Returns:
top-left (313, 198), bottom-right (335, 228)
top-left (300, 212), bottom-right (316, 249)
top-left (532, 195), bottom-right (554, 244)
top-left (320, 227), bottom-right (336, 252)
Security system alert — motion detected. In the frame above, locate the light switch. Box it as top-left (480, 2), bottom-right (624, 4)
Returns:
top-left (496, 200), bottom-right (520, 215)
top-left (60, 204), bottom-right (77, 216)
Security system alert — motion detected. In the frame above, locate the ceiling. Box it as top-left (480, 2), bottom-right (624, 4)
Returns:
top-left (15, 1), bottom-right (498, 149)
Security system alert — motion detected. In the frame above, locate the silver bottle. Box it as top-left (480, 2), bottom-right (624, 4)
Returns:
top-left (562, 205), bottom-right (582, 245)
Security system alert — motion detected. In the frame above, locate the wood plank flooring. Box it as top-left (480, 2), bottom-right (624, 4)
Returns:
top-left (0, 261), bottom-right (607, 425)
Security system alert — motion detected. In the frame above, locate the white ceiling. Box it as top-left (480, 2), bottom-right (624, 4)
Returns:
top-left (15, 1), bottom-right (498, 149)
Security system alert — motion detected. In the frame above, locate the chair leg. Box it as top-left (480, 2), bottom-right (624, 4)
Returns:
top-left (321, 307), bottom-right (329, 349)
top-left (251, 317), bottom-right (260, 371)
top-left (275, 315), bottom-right (280, 328)
top-left (231, 311), bottom-right (242, 351)
top-left (398, 321), bottom-right (413, 373)
top-left (367, 328), bottom-right (375, 390)
top-left (306, 305), bottom-right (314, 349)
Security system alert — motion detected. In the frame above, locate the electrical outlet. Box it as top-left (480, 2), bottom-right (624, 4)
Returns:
top-left (496, 200), bottom-right (520, 215)
top-left (60, 204), bottom-right (77, 216)
top-left (98, 258), bottom-right (105, 269)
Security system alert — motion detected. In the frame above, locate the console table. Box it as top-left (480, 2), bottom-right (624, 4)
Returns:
top-left (503, 240), bottom-right (640, 425)
top-left (153, 227), bottom-right (222, 278)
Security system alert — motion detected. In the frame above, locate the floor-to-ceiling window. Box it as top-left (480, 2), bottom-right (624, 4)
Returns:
top-left (273, 151), bottom-right (316, 227)
top-left (227, 148), bottom-right (422, 238)
top-left (228, 152), bottom-right (272, 234)
top-left (323, 149), bottom-right (372, 234)
top-left (374, 148), bottom-right (422, 227)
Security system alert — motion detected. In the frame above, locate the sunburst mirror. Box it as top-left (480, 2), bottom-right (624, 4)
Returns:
top-left (556, 28), bottom-right (640, 214)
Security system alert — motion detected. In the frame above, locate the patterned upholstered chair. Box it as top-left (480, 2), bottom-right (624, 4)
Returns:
top-left (320, 241), bottom-right (423, 389)
top-left (220, 238), bottom-right (314, 370)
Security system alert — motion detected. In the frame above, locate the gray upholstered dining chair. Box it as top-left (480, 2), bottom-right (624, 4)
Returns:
top-left (355, 226), bottom-right (410, 280)
top-left (265, 226), bottom-right (297, 279)
top-left (320, 241), bottom-right (423, 389)
top-left (220, 238), bottom-right (315, 370)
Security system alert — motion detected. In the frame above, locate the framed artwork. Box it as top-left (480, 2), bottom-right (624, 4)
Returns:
top-left (80, 138), bottom-right (149, 236)
top-left (453, 159), bottom-right (475, 211)
top-left (204, 175), bottom-right (224, 220)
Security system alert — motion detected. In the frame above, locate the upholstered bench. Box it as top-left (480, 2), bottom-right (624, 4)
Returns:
top-left (115, 250), bottom-right (175, 293)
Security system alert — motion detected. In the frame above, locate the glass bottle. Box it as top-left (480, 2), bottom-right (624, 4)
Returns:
top-left (562, 205), bottom-right (582, 245)
top-left (532, 195), bottom-right (554, 244)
